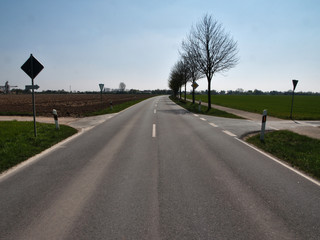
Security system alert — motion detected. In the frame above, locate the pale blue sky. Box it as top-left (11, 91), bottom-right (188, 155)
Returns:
top-left (1, 0), bottom-right (319, 92)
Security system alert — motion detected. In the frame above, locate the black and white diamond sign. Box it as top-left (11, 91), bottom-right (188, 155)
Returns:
top-left (21, 54), bottom-right (44, 79)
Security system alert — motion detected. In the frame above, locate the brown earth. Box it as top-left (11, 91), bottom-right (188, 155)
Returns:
top-left (0, 94), bottom-right (154, 117)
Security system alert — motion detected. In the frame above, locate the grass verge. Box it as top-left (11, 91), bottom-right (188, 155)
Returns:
top-left (85, 98), bottom-right (151, 116)
top-left (246, 130), bottom-right (320, 179)
top-left (0, 121), bottom-right (77, 173)
top-left (170, 96), bottom-right (243, 119)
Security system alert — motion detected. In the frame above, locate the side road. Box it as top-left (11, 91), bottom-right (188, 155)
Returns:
top-left (188, 99), bottom-right (320, 140)
top-left (0, 114), bottom-right (117, 131)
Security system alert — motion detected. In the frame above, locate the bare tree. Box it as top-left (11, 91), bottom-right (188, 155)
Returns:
top-left (183, 14), bottom-right (238, 110)
top-left (168, 73), bottom-right (181, 98)
top-left (176, 59), bottom-right (190, 101)
top-left (180, 49), bottom-right (203, 104)
top-left (119, 82), bottom-right (126, 92)
top-left (168, 61), bottom-right (184, 99)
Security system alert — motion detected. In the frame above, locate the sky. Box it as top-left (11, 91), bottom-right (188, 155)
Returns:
top-left (1, 0), bottom-right (319, 92)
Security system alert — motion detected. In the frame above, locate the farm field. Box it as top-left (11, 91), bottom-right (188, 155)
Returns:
top-left (0, 94), bottom-right (154, 117)
top-left (188, 95), bottom-right (320, 120)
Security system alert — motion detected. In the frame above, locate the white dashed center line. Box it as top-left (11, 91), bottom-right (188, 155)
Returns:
top-left (222, 130), bottom-right (237, 137)
top-left (209, 123), bottom-right (218, 127)
top-left (152, 124), bottom-right (156, 138)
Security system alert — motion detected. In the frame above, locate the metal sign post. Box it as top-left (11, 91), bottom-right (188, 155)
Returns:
top-left (99, 83), bottom-right (104, 103)
top-left (21, 54), bottom-right (44, 137)
top-left (260, 109), bottom-right (267, 142)
top-left (290, 79), bottom-right (299, 119)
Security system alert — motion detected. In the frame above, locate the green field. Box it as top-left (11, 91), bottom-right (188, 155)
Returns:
top-left (188, 95), bottom-right (320, 120)
top-left (0, 121), bottom-right (77, 173)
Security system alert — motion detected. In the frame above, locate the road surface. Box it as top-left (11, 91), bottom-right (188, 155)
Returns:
top-left (1, 96), bottom-right (319, 239)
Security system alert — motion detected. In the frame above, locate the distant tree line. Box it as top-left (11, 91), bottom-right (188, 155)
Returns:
top-left (9, 88), bottom-right (172, 95)
top-left (194, 89), bottom-right (320, 96)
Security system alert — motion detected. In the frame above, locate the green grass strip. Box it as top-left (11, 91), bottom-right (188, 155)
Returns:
top-left (0, 121), bottom-right (77, 173)
top-left (85, 97), bottom-right (152, 116)
top-left (170, 96), bottom-right (243, 119)
top-left (247, 130), bottom-right (320, 179)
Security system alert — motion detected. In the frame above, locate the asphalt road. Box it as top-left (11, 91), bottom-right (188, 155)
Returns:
top-left (1, 96), bottom-right (319, 240)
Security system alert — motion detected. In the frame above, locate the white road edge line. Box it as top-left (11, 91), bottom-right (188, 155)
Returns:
top-left (193, 114), bottom-right (199, 117)
top-left (236, 138), bottom-right (320, 187)
top-left (223, 130), bottom-right (237, 137)
top-left (209, 123), bottom-right (218, 127)
top-left (152, 124), bottom-right (156, 138)
top-left (200, 118), bottom-right (207, 121)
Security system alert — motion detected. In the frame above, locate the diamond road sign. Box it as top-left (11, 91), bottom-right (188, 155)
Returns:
top-left (21, 54), bottom-right (44, 79)
top-left (192, 82), bottom-right (199, 89)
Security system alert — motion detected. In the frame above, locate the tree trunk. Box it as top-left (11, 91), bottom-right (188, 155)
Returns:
top-left (184, 83), bottom-right (187, 101)
top-left (207, 78), bottom-right (211, 111)
top-left (179, 87), bottom-right (182, 100)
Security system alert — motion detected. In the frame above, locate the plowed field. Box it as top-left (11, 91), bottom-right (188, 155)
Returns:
top-left (0, 94), bottom-right (153, 117)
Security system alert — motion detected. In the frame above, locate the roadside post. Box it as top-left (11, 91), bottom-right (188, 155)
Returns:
top-left (52, 109), bottom-right (60, 130)
top-left (290, 79), bottom-right (299, 119)
top-left (21, 54), bottom-right (44, 137)
top-left (110, 101), bottom-right (113, 110)
top-left (99, 83), bottom-right (104, 103)
top-left (260, 109), bottom-right (267, 142)
top-left (198, 99), bottom-right (202, 112)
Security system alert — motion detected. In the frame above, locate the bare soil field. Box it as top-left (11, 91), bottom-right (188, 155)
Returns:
top-left (0, 94), bottom-right (154, 117)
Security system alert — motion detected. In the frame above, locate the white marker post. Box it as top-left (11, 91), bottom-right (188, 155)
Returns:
top-left (260, 109), bottom-right (267, 141)
top-left (52, 109), bottom-right (59, 130)
top-left (198, 99), bottom-right (202, 112)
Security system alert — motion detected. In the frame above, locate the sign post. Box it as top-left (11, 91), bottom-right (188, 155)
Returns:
top-left (21, 54), bottom-right (44, 137)
top-left (99, 83), bottom-right (104, 103)
top-left (260, 109), bottom-right (267, 142)
top-left (290, 79), bottom-right (299, 119)
top-left (191, 82), bottom-right (199, 104)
